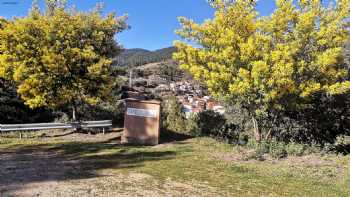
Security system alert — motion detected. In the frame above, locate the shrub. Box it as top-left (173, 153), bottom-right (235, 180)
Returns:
top-left (162, 100), bottom-right (243, 141)
top-left (186, 113), bottom-right (200, 136)
top-left (79, 101), bottom-right (125, 127)
top-left (185, 110), bottom-right (246, 144)
top-left (268, 140), bottom-right (288, 159)
top-left (217, 122), bottom-right (239, 143)
top-left (280, 93), bottom-right (350, 145)
top-left (302, 143), bottom-right (323, 155)
top-left (196, 110), bottom-right (226, 136)
top-left (334, 135), bottom-right (350, 155)
top-left (247, 148), bottom-right (267, 161)
top-left (247, 139), bottom-right (288, 159)
top-left (285, 142), bottom-right (306, 156)
top-left (0, 78), bottom-right (54, 124)
top-left (54, 112), bottom-right (70, 123)
top-left (238, 133), bottom-right (249, 146)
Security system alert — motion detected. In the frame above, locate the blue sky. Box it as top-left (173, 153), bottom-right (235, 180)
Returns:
top-left (0, 0), bottom-right (278, 50)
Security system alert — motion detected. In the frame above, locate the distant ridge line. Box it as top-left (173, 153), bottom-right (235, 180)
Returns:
top-left (113, 46), bottom-right (177, 67)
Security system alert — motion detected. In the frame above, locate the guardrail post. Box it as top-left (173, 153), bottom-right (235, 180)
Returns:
top-left (71, 121), bottom-right (82, 132)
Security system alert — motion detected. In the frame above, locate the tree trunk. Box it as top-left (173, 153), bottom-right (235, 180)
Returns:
top-left (72, 104), bottom-right (81, 132)
top-left (265, 128), bottom-right (273, 141)
top-left (252, 117), bottom-right (261, 143)
top-left (265, 114), bottom-right (277, 140)
top-left (72, 105), bottom-right (77, 122)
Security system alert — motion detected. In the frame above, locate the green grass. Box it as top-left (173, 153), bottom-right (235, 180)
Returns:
top-left (1, 136), bottom-right (349, 196)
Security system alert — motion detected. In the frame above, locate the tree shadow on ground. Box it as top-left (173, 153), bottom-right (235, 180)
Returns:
top-left (73, 128), bottom-right (124, 135)
top-left (160, 130), bottom-right (193, 144)
top-left (0, 136), bottom-right (180, 195)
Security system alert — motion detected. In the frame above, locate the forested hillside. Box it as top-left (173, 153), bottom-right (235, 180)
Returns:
top-left (113, 46), bottom-right (177, 67)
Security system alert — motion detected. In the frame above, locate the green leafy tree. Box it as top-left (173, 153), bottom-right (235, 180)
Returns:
top-left (0, 0), bottom-right (127, 121)
top-left (174, 0), bottom-right (350, 142)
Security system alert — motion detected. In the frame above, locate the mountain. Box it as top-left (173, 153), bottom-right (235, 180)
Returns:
top-left (113, 46), bottom-right (177, 67)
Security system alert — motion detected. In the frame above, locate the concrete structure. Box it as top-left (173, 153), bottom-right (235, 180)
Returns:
top-left (122, 99), bottom-right (161, 145)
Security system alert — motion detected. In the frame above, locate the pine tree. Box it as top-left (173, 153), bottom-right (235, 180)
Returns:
top-left (164, 96), bottom-right (186, 133)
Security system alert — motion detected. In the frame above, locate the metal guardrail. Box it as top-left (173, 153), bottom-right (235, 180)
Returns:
top-left (0, 120), bottom-right (113, 132)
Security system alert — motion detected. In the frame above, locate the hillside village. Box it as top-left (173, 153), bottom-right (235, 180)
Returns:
top-left (113, 49), bottom-right (226, 117)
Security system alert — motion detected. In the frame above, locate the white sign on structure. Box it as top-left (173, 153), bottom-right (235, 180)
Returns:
top-left (127, 108), bottom-right (157, 118)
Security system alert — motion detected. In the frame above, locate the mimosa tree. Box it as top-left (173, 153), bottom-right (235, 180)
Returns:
top-left (174, 0), bottom-right (350, 141)
top-left (0, 0), bottom-right (127, 121)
